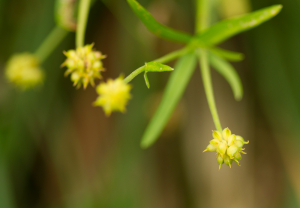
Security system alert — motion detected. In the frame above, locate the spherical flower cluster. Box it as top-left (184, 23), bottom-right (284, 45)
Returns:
top-left (62, 44), bottom-right (106, 89)
top-left (93, 76), bottom-right (131, 116)
top-left (203, 128), bottom-right (249, 170)
top-left (5, 53), bottom-right (44, 90)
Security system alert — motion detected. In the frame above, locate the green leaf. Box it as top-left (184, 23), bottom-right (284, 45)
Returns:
top-left (209, 53), bottom-right (243, 101)
top-left (141, 53), bottom-right (197, 148)
top-left (210, 47), bottom-right (244, 62)
top-left (196, 4), bottom-right (282, 46)
top-left (143, 62), bottom-right (174, 88)
top-left (55, 0), bottom-right (77, 31)
top-left (127, 0), bottom-right (192, 43)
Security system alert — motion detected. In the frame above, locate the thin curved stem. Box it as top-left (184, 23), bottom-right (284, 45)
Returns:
top-left (35, 27), bottom-right (68, 63)
top-left (199, 49), bottom-right (222, 132)
top-left (76, 0), bottom-right (92, 48)
top-left (123, 46), bottom-right (192, 84)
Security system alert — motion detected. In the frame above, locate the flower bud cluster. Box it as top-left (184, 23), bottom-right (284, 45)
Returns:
top-left (203, 128), bottom-right (249, 170)
top-left (5, 53), bottom-right (44, 90)
top-left (93, 76), bottom-right (131, 116)
top-left (62, 44), bottom-right (106, 89)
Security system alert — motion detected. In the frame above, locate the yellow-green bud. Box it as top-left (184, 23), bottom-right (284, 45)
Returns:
top-left (227, 134), bottom-right (236, 146)
top-left (217, 142), bottom-right (227, 156)
top-left (62, 43), bottom-right (106, 89)
top-left (93, 76), bottom-right (131, 116)
top-left (203, 128), bottom-right (248, 169)
top-left (223, 154), bottom-right (232, 168)
top-left (212, 130), bottom-right (222, 142)
top-left (217, 154), bottom-right (224, 170)
top-left (227, 144), bottom-right (238, 158)
top-left (222, 127), bottom-right (231, 141)
top-left (5, 53), bottom-right (44, 90)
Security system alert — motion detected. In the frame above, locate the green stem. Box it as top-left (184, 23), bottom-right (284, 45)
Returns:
top-left (199, 49), bottom-right (222, 132)
top-left (123, 46), bottom-right (192, 84)
top-left (76, 0), bottom-right (92, 48)
top-left (35, 27), bottom-right (68, 63)
top-left (195, 0), bottom-right (209, 33)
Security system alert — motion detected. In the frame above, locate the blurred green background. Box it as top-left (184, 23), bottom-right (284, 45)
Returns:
top-left (1, 0), bottom-right (300, 207)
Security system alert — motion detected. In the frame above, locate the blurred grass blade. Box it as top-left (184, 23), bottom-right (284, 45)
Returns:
top-left (127, 0), bottom-right (192, 43)
top-left (141, 53), bottom-right (197, 148)
top-left (210, 47), bottom-right (244, 62)
top-left (55, 0), bottom-right (77, 31)
top-left (196, 4), bottom-right (282, 46)
top-left (209, 53), bottom-right (243, 101)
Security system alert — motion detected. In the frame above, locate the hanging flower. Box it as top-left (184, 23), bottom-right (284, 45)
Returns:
top-left (62, 43), bottom-right (106, 89)
top-left (5, 53), bottom-right (44, 90)
top-left (93, 76), bottom-right (131, 116)
top-left (203, 128), bottom-right (249, 170)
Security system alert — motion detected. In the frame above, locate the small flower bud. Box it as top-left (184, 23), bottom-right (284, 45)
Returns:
top-left (217, 142), bottom-right (227, 156)
top-left (217, 154), bottom-right (224, 170)
top-left (93, 76), bottom-right (131, 116)
top-left (5, 53), bottom-right (44, 90)
top-left (213, 130), bottom-right (222, 142)
top-left (203, 144), bottom-right (217, 152)
top-left (210, 138), bottom-right (220, 146)
top-left (222, 127), bottom-right (231, 141)
top-left (227, 134), bottom-right (236, 146)
top-left (227, 144), bottom-right (238, 158)
top-left (62, 44), bottom-right (106, 89)
top-left (223, 154), bottom-right (232, 168)
top-left (234, 152), bottom-right (242, 161)
top-left (236, 135), bottom-right (249, 144)
top-left (235, 140), bottom-right (244, 148)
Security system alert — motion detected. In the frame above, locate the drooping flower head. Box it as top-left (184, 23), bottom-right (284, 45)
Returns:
top-left (203, 128), bottom-right (249, 170)
top-left (5, 53), bottom-right (44, 90)
top-left (62, 43), bottom-right (106, 89)
top-left (93, 76), bottom-right (131, 116)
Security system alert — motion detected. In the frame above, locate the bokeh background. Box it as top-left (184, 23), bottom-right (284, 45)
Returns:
top-left (0, 0), bottom-right (300, 207)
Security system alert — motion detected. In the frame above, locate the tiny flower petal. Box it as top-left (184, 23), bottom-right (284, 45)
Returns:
top-left (223, 155), bottom-right (232, 168)
top-left (217, 154), bottom-right (224, 170)
top-left (236, 135), bottom-right (249, 144)
top-left (203, 144), bottom-right (217, 152)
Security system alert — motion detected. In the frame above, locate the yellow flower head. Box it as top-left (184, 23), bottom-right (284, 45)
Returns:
top-left (62, 43), bottom-right (106, 89)
top-left (93, 76), bottom-right (131, 116)
top-left (203, 128), bottom-right (249, 170)
top-left (5, 53), bottom-right (44, 90)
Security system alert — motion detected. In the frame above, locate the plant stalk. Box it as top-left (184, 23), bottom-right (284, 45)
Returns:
top-left (76, 0), bottom-right (92, 48)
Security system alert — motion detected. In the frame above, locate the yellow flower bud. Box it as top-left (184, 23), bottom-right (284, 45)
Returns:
top-left (217, 154), bottom-right (224, 170)
top-left (217, 142), bottom-right (227, 156)
top-left (212, 130), bottom-right (222, 142)
top-left (93, 76), bottom-right (131, 116)
top-left (62, 43), bottom-right (106, 89)
top-left (222, 127), bottom-right (231, 141)
top-left (203, 128), bottom-right (248, 169)
top-left (227, 134), bottom-right (236, 146)
top-left (5, 53), bottom-right (44, 90)
top-left (227, 144), bottom-right (238, 158)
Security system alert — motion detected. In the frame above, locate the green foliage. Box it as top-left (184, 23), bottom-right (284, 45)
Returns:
top-left (126, 1), bottom-right (282, 148)
top-left (141, 53), bottom-right (197, 148)
top-left (144, 62), bottom-right (174, 88)
top-left (209, 53), bottom-right (243, 101)
top-left (126, 0), bottom-right (192, 43)
top-left (196, 4), bottom-right (282, 46)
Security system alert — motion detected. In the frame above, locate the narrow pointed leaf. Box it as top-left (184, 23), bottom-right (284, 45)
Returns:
top-left (144, 72), bottom-right (150, 88)
top-left (210, 47), bottom-right (244, 62)
top-left (127, 0), bottom-right (192, 43)
top-left (196, 5), bottom-right (282, 46)
top-left (209, 53), bottom-right (243, 101)
top-left (141, 53), bottom-right (197, 148)
top-left (143, 62), bottom-right (174, 88)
